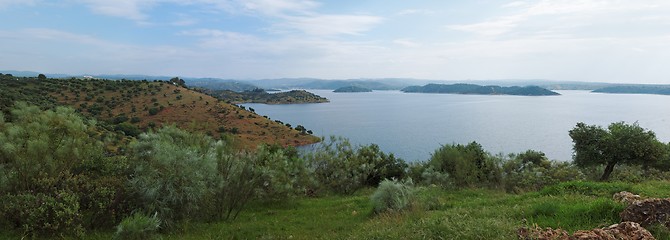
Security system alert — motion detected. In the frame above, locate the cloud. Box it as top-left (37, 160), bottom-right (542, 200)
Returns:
top-left (393, 39), bottom-right (420, 48)
top-left (280, 14), bottom-right (383, 36)
top-left (448, 0), bottom-right (670, 38)
top-left (0, 0), bottom-right (37, 9)
top-left (77, 0), bottom-right (156, 21)
top-left (236, 0), bottom-right (319, 16)
top-left (397, 9), bottom-right (435, 16)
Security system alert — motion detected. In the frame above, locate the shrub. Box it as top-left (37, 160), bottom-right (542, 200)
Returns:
top-left (114, 212), bottom-right (161, 240)
top-left (370, 179), bottom-right (414, 214)
top-left (429, 142), bottom-right (501, 188)
top-left (502, 150), bottom-right (584, 193)
top-left (1, 191), bottom-right (84, 238)
top-left (305, 137), bottom-right (369, 194)
top-left (127, 126), bottom-right (219, 227)
top-left (253, 145), bottom-right (310, 201)
top-left (305, 137), bottom-right (407, 195)
top-left (420, 166), bottom-right (451, 187)
top-left (212, 151), bottom-right (261, 221)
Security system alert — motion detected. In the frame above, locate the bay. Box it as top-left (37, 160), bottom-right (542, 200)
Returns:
top-left (246, 90), bottom-right (670, 162)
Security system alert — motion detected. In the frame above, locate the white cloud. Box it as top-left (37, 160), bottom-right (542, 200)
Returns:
top-left (280, 14), bottom-right (383, 36)
top-left (393, 39), bottom-right (420, 48)
top-left (236, 0), bottom-right (319, 16)
top-left (77, 0), bottom-right (156, 21)
top-left (0, 0), bottom-right (37, 9)
top-left (397, 9), bottom-right (434, 16)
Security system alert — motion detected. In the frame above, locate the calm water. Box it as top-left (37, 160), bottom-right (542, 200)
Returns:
top-left (246, 90), bottom-right (670, 162)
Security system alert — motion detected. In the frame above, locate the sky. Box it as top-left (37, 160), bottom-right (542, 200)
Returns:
top-left (1, 0), bottom-right (670, 83)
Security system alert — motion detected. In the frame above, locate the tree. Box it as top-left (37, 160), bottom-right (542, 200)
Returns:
top-left (169, 77), bottom-right (186, 88)
top-left (37, 73), bottom-right (47, 80)
top-left (569, 122), bottom-right (666, 181)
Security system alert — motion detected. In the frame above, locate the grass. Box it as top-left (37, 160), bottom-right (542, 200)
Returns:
top-left (5, 180), bottom-right (670, 239)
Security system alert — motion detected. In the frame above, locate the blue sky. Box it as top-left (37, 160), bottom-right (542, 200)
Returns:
top-left (1, 0), bottom-right (669, 83)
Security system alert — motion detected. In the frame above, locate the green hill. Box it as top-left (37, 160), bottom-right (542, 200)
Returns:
top-left (200, 88), bottom-right (328, 104)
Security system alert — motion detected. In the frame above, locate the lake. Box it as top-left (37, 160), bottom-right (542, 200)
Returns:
top-left (246, 90), bottom-right (670, 162)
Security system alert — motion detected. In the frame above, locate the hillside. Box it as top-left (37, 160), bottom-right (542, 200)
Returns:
top-left (333, 86), bottom-right (373, 93)
top-left (200, 88), bottom-right (329, 104)
top-left (0, 74), bottom-right (319, 148)
top-left (402, 83), bottom-right (560, 96)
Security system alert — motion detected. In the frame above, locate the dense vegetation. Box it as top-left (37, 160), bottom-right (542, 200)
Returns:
top-left (593, 85), bottom-right (670, 95)
top-left (199, 88), bottom-right (329, 104)
top-left (333, 86), bottom-right (373, 93)
top-left (3, 74), bottom-right (670, 239)
top-left (402, 83), bottom-right (560, 96)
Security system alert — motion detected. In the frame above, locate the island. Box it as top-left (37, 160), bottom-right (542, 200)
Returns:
top-left (592, 85), bottom-right (670, 95)
top-left (200, 88), bottom-right (329, 104)
top-left (333, 86), bottom-right (373, 93)
top-left (401, 83), bottom-right (560, 96)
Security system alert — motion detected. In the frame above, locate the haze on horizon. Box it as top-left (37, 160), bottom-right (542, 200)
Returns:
top-left (1, 0), bottom-right (669, 84)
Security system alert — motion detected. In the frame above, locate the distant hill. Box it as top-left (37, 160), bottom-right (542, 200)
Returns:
top-left (592, 85), bottom-right (670, 95)
top-left (0, 75), bottom-right (320, 149)
top-left (188, 79), bottom-right (260, 92)
top-left (402, 83), bottom-right (560, 96)
top-left (250, 78), bottom-right (411, 90)
top-left (200, 89), bottom-right (328, 104)
top-left (333, 86), bottom-right (372, 93)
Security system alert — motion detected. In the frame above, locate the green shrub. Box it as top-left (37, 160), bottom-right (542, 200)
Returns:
top-left (305, 137), bottom-right (406, 195)
top-left (420, 166), bottom-right (451, 187)
top-left (1, 191), bottom-right (84, 238)
top-left (253, 145), bottom-right (310, 201)
top-left (502, 150), bottom-right (584, 193)
top-left (127, 126), bottom-right (219, 227)
top-left (429, 142), bottom-right (501, 188)
top-left (114, 212), bottom-right (161, 240)
top-left (370, 179), bottom-right (414, 214)
top-left (212, 151), bottom-right (261, 220)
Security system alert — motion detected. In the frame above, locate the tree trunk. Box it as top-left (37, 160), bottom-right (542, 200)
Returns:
top-left (600, 161), bottom-right (617, 181)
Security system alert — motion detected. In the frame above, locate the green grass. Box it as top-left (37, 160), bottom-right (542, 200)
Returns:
top-left (5, 181), bottom-right (670, 239)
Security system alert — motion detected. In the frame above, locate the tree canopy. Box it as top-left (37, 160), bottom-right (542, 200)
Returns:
top-left (569, 122), bottom-right (666, 180)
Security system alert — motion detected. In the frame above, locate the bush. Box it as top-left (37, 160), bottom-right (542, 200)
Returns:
top-left (370, 179), bottom-right (414, 214)
top-left (114, 212), bottom-right (161, 240)
top-left (212, 151), bottom-right (261, 221)
top-left (127, 126), bottom-right (219, 227)
top-left (1, 191), bottom-right (84, 238)
top-left (253, 145), bottom-right (310, 201)
top-left (501, 150), bottom-right (584, 193)
top-left (420, 166), bottom-right (451, 187)
top-left (429, 142), bottom-right (501, 188)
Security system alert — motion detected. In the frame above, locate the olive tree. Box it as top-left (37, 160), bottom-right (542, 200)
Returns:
top-left (569, 122), bottom-right (666, 181)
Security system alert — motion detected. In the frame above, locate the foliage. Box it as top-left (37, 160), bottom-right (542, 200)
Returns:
top-left (370, 179), bottom-right (414, 214)
top-left (253, 145), bottom-right (310, 201)
top-left (0, 103), bottom-right (123, 236)
top-left (212, 151), bottom-right (260, 221)
top-left (569, 122), bottom-right (666, 180)
top-left (1, 191), bottom-right (84, 238)
top-left (114, 212), bottom-right (161, 240)
top-left (305, 136), bottom-right (406, 195)
top-left (429, 142), bottom-right (502, 188)
top-left (127, 126), bottom-right (219, 227)
top-left (419, 166), bottom-right (451, 187)
top-left (501, 150), bottom-right (584, 193)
